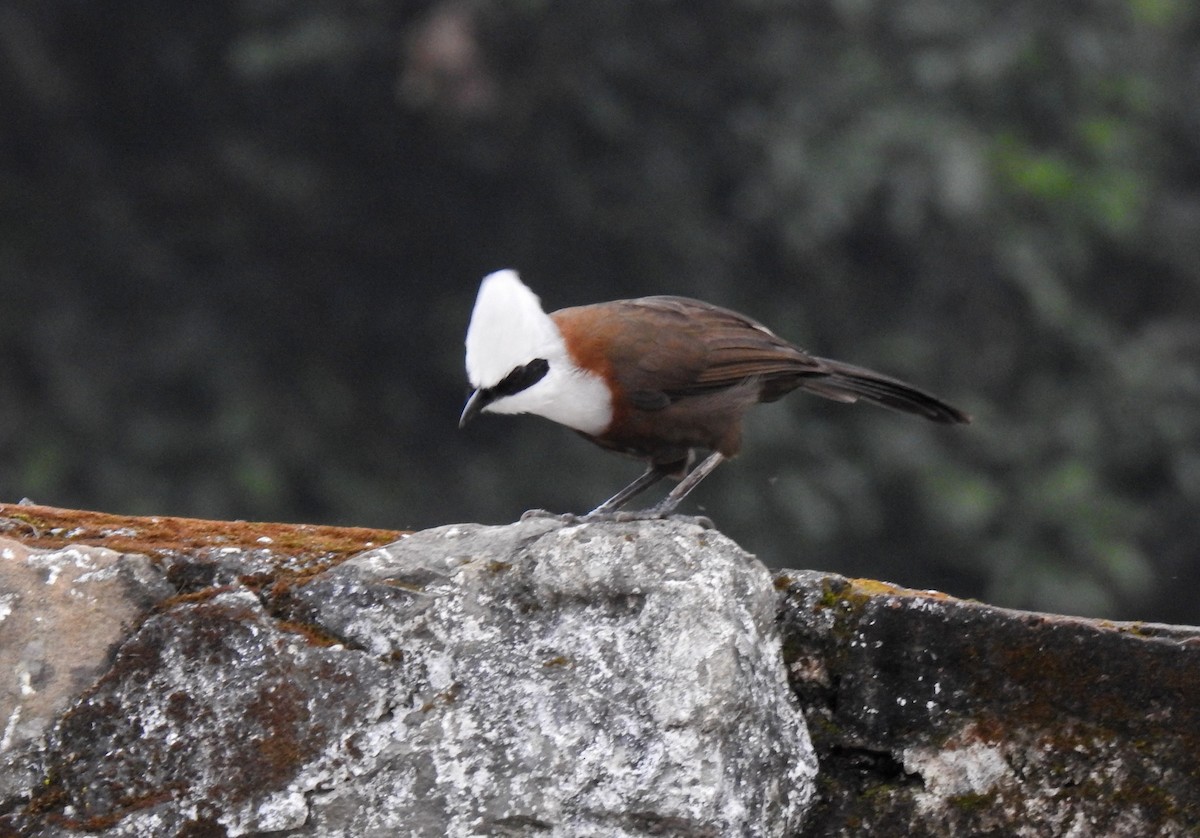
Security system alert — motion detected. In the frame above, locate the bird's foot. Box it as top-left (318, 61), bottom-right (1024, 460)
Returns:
top-left (568, 510), bottom-right (718, 529)
top-left (661, 513), bottom-right (716, 529)
top-left (607, 510), bottom-right (716, 529)
top-left (519, 509), bottom-right (578, 523)
top-left (519, 509), bottom-right (633, 525)
top-left (520, 508), bottom-right (714, 529)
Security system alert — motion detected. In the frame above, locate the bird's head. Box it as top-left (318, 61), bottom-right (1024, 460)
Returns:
top-left (459, 270), bottom-right (611, 433)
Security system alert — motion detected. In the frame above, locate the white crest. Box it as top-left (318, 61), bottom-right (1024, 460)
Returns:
top-left (465, 270), bottom-right (564, 388)
top-left (462, 269), bottom-right (612, 435)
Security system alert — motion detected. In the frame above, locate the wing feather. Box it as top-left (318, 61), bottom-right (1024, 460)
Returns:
top-left (606, 297), bottom-right (823, 396)
top-left (551, 295), bottom-right (969, 424)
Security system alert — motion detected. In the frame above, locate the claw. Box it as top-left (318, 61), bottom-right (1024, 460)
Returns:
top-left (519, 509), bottom-right (714, 530)
top-left (519, 509), bottom-right (576, 523)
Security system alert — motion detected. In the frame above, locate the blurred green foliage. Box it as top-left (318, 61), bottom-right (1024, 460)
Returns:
top-left (1, 0), bottom-right (1197, 622)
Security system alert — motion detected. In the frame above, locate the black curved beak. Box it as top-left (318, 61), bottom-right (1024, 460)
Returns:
top-left (459, 389), bottom-right (490, 428)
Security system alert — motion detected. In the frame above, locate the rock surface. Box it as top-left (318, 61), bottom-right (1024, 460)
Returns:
top-left (0, 538), bottom-right (172, 805)
top-left (2, 502), bottom-right (1199, 837)
top-left (778, 571), bottom-right (1200, 836)
top-left (0, 506), bottom-right (814, 837)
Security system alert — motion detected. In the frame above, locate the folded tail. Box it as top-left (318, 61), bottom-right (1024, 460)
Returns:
top-left (801, 357), bottom-right (971, 424)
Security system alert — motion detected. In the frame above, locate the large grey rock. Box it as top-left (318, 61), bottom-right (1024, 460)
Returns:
top-left (292, 519), bottom-right (816, 836)
top-left (2, 519), bottom-right (815, 837)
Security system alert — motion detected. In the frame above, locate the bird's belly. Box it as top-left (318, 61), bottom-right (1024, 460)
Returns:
top-left (581, 391), bottom-right (753, 469)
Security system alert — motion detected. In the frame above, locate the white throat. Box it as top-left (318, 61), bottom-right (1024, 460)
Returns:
top-left (464, 270), bottom-right (612, 435)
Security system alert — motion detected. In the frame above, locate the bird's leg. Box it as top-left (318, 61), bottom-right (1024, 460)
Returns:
top-left (524, 454), bottom-right (722, 526)
top-left (586, 465), bottom-right (667, 516)
top-left (642, 451), bottom-right (726, 518)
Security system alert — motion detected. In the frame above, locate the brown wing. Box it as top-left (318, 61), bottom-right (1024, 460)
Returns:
top-left (552, 296), bottom-right (970, 425)
top-left (587, 296), bottom-right (824, 400)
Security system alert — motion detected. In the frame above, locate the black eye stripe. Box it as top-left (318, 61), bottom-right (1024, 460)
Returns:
top-left (488, 358), bottom-right (549, 398)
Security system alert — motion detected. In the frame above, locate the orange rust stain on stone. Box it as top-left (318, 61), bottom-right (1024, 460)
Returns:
top-left (0, 501), bottom-right (406, 566)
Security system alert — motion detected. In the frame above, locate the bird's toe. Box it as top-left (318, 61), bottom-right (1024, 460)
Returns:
top-left (519, 508), bottom-right (574, 523)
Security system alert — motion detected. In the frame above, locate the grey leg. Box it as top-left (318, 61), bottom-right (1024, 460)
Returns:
top-left (643, 451), bottom-right (725, 517)
top-left (587, 466), bottom-right (667, 515)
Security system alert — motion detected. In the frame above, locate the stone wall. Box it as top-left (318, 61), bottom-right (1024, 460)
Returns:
top-left (0, 503), bottom-right (1196, 836)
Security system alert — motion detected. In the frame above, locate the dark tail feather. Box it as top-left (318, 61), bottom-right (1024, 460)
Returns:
top-left (802, 357), bottom-right (971, 424)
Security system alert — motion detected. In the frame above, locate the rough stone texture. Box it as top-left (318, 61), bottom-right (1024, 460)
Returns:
top-left (289, 519), bottom-right (815, 836)
top-left (0, 506), bottom-right (814, 837)
top-left (0, 501), bottom-right (402, 829)
top-left (37, 590), bottom-right (391, 836)
top-left (0, 537), bottom-right (173, 807)
top-left (3, 502), bottom-right (1200, 837)
top-left (778, 570), bottom-right (1200, 837)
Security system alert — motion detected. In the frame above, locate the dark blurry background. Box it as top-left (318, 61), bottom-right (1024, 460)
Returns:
top-left (2, 1), bottom-right (1197, 622)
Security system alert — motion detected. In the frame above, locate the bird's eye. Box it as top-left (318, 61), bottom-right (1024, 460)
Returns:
top-left (492, 358), bottom-right (549, 397)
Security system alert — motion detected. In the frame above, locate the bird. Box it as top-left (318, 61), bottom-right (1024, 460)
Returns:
top-left (459, 269), bottom-right (970, 519)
